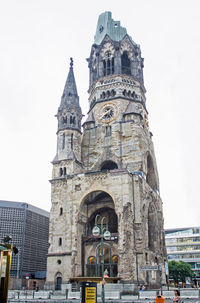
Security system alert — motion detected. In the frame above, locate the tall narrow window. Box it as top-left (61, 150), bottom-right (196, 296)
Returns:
top-left (59, 168), bottom-right (63, 177)
top-left (112, 57), bottom-right (114, 74)
top-left (60, 208), bottom-right (63, 216)
top-left (62, 115), bottom-right (67, 124)
top-left (71, 134), bottom-right (73, 149)
top-left (62, 134), bottom-right (65, 149)
top-left (105, 126), bottom-right (111, 137)
top-left (63, 167), bottom-right (66, 175)
top-left (103, 51), bottom-right (114, 76)
top-left (59, 237), bottom-right (62, 246)
top-left (121, 52), bottom-right (131, 75)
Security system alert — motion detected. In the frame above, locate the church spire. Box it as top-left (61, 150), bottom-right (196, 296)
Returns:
top-left (61, 57), bottom-right (78, 106)
top-left (57, 58), bottom-right (82, 133)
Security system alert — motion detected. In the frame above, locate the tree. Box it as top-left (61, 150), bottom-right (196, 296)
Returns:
top-left (168, 260), bottom-right (194, 283)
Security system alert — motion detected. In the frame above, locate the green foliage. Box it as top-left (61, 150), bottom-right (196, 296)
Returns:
top-left (168, 260), bottom-right (194, 282)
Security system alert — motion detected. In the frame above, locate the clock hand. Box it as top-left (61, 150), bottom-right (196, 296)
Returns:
top-left (100, 109), bottom-right (111, 119)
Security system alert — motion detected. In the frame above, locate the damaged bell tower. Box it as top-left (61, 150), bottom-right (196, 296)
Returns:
top-left (46, 11), bottom-right (167, 290)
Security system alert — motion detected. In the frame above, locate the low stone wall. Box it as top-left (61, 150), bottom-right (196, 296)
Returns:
top-left (8, 287), bottom-right (200, 300)
top-left (8, 290), bottom-right (52, 300)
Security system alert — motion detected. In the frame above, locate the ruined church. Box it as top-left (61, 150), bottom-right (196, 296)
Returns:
top-left (46, 11), bottom-right (167, 290)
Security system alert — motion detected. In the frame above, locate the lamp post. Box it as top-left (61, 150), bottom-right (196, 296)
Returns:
top-left (92, 215), bottom-right (111, 303)
top-left (159, 263), bottom-right (163, 295)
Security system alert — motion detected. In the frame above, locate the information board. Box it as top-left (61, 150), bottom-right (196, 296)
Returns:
top-left (85, 287), bottom-right (96, 303)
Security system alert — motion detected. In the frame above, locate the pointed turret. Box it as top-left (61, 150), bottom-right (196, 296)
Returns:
top-left (53, 58), bottom-right (82, 164)
top-left (57, 58), bottom-right (82, 133)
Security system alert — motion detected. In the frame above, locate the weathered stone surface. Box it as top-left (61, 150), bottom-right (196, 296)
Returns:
top-left (46, 11), bottom-right (166, 290)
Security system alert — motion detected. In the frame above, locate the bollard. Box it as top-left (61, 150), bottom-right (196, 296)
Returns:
top-left (155, 294), bottom-right (165, 303)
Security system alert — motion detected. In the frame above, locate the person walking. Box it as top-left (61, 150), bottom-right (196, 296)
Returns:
top-left (173, 289), bottom-right (181, 303)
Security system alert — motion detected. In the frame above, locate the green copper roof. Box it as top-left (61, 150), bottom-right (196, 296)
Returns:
top-left (94, 11), bottom-right (127, 45)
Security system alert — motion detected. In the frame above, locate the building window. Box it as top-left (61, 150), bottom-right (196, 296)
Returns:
top-left (59, 168), bottom-right (63, 177)
top-left (62, 134), bottom-right (65, 149)
top-left (62, 115), bottom-right (67, 124)
top-left (121, 51), bottom-right (131, 75)
top-left (57, 259), bottom-right (62, 265)
top-left (63, 167), bottom-right (66, 175)
top-left (60, 208), bottom-right (63, 216)
top-left (59, 237), bottom-right (62, 246)
top-left (103, 51), bottom-right (114, 76)
top-left (105, 126), bottom-right (111, 137)
top-left (101, 92), bottom-right (106, 99)
top-left (70, 115), bottom-right (76, 124)
top-left (111, 89), bottom-right (116, 97)
top-left (71, 134), bottom-right (73, 149)
top-left (87, 256), bottom-right (96, 277)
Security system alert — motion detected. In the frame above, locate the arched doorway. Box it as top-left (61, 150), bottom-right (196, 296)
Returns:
top-left (80, 191), bottom-right (119, 277)
top-left (55, 272), bottom-right (62, 290)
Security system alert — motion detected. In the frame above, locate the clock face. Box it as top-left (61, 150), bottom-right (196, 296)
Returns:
top-left (98, 103), bottom-right (118, 123)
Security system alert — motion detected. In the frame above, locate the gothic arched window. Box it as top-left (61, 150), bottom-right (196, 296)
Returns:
top-left (103, 51), bottom-right (114, 76)
top-left (121, 51), bottom-right (131, 75)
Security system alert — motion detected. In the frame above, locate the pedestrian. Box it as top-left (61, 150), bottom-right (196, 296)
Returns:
top-left (141, 285), bottom-right (145, 291)
top-left (173, 289), bottom-right (181, 303)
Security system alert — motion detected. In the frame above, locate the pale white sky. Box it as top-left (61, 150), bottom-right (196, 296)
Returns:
top-left (0, 0), bottom-right (200, 229)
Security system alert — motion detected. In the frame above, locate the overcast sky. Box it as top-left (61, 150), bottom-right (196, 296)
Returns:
top-left (0, 0), bottom-right (200, 229)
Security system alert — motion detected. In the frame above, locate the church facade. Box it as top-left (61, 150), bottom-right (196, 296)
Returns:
top-left (46, 12), bottom-right (167, 289)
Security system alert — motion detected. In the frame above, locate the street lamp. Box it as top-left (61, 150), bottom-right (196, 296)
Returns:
top-left (92, 215), bottom-right (111, 303)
